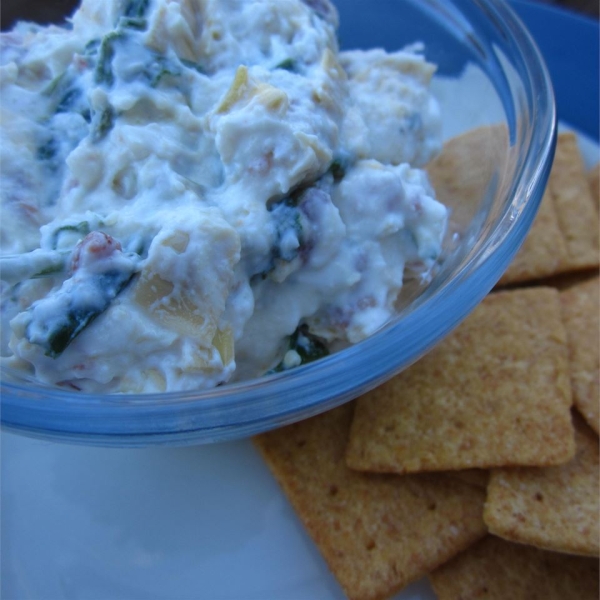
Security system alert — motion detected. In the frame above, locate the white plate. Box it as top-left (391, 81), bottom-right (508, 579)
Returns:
top-left (1, 432), bottom-right (438, 599)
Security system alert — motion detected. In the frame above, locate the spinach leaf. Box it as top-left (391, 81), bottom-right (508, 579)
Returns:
top-left (143, 54), bottom-right (181, 86)
top-left (269, 196), bottom-right (305, 263)
top-left (37, 136), bottom-right (59, 162)
top-left (94, 31), bottom-right (124, 86)
top-left (90, 105), bottom-right (115, 142)
top-left (24, 236), bottom-right (138, 357)
top-left (118, 16), bottom-right (147, 30)
top-left (123, 0), bottom-right (150, 18)
top-left (39, 268), bottom-right (136, 358)
top-left (270, 324), bottom-right (329, 373)
top-left (180, 58), bottom-right (207, 75)
top-left (50, 222), bottom-right (91, 250)
top-left (274, 58), bottom-right (297, 72)
top-left (43, 70), bottom-right (85, 116)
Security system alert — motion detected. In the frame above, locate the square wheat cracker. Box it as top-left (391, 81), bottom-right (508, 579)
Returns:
top-left (560, 276), bottom-right (599, 434)
top-left (429, 535), bottom-right (599, 600)
top-left (426, 125), bottom-right (508, 232)
top-left (424, 125), bottom-right (568, 287)
top-left (588, 162), bottom-right (599, 211)
top-left (432, 126), bottom-right (571, 286)
top-left (345, 287), bottom-right (575, 474)
top-left (500, 132), bottom-right (599, 285)
top-left (498, 184), bottom-right (569, 285)
top-left (550, 132), bottom-right (599, 271)
top-left (484, 411), bottom-right (599, 557)
top-left (253, 404), bottom-right (487, 600)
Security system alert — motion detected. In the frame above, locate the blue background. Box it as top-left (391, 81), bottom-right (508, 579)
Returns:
top-left (510, 1), bottom-right (599, 141)
top-left (335, 0), bottom-right (599, 142)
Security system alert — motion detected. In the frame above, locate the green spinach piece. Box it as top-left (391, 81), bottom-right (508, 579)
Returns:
top-left (270, 324), bottom-right (329, 373)
top-left (90, 106), bottom-right (115, 143)
top-left (37, 136), bottom-right (58, 162)
top-left (94, 31), bottom-right (124, 86)
top-left (118, 16), bottom-right (147, 30)
top-left (180, 58), bottom-right (207, 75)
top-left (143, 54), bottom-right (182, 86)
top-left (25, 260), bottom-right (137, 358)
top-left (329, 158), bottom-right (347, 182)
top-left (84, 38), bottom-right (101, 56)
top-left (274, 58), bottom-right (296, 72)
top-left (123, 0), bottom-right (150, 18)
top-left (42, 269), bottom-right (135, 358)
top-left (43, 71), bottom-right (85, 115)
top-left (269, 196), bottom-right (305, 264)
top-left (51, 222), bottom-right (91, 250)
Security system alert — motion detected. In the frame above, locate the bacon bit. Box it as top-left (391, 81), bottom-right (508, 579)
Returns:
top-left (19, 202), bottom-right (41, 222)
top-left (71, 231), bottom-right (122, 272)
top-left (248, 151), bottom-right (274, 176)
top-left (74, 55), bottom-right (91, 72)
top-left (412, 198), bottom-right (423, 216)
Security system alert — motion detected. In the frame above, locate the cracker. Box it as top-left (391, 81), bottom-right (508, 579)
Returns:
top-left (428, 129), bottom-right (598, 286)
top-left (253, 404), bottom-right (487, 600)
top-left (484, 412), bottom-right (599, 557)
top-left (429, 535), bottom-right (600, 600)
top-left (498, 185), bottom-right (569, 285)
top-left (345, 287), bottom-right (575, 474)
top-left (551, 132), bottom-right (599, 271)
top-left (588, 162), bottom-right (599, 211)
top-left (426, 124), bottom-right (508, 231)
top-left (560, 276), bottom-right (600, 433)
top-left (500, 132), bottom-right (599, 286)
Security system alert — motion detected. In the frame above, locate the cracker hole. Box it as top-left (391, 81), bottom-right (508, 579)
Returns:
top-left (428, 502), bottom-right (437, 511)
top-left (328, 484), bottom-right (339, 496)
top-left (296, 439), bottom-right (306, 448)
top-left (535, 492), bottom-right (544, 502)
top-left (365, 540), bottom-right (376, 551)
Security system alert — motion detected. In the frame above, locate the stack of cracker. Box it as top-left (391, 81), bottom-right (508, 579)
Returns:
top-left (254, 131), bottom-right (600, 600)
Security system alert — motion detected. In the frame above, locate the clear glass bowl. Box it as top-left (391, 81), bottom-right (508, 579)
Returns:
top-left (0, 0), bottom-right (556, 446)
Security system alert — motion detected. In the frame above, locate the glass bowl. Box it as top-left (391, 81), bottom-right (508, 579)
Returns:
top-left (0, 0), bottom-right (556, 446)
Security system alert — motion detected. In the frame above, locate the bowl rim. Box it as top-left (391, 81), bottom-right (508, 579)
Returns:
top-left (0, 0), bottom-right (557, 445)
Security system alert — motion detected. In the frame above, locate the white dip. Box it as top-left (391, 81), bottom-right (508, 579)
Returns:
top-left (0, 0), bottom-right (447, 393)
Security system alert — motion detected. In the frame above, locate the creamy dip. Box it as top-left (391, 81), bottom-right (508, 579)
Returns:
top-left (0, 0), bottom-right (447, 393)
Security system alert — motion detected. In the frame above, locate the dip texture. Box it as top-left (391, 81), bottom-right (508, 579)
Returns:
top-left (0, 0), bottom-right (447, 393)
